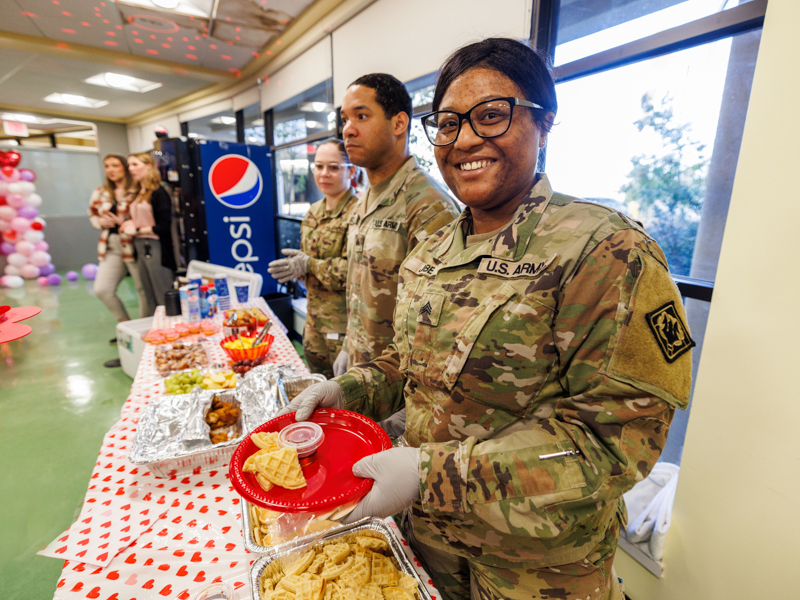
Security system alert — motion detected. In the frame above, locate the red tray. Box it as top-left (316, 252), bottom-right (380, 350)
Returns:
top-left (229, 409), bottom-right (391, 513)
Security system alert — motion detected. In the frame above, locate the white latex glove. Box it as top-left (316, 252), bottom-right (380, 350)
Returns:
top-left (275, 381), bottom-right (343, 421)
top-left (332, 349), bottom-right (349, 377)
top-left (267, 248), bottom-right (310, 284)
top-left (377, 408), bottom-right (407, 438)
top-left (342, 447), bottom-right (421, 524)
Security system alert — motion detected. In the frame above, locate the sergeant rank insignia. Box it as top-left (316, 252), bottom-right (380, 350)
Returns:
top-left (419, 301), bottom-right (432, 316)
top-left (646, 301), bottom-right (696, 363)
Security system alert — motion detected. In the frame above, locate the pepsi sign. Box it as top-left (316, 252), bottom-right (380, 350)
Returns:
top-left (208, 154), bottom-right (263, 209)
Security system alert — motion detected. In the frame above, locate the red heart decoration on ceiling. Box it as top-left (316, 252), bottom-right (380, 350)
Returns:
top-left (0, 150), bottom-right (21, 168)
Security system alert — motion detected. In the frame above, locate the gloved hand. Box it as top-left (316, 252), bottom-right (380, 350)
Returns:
top-left (275, 381), bottom-right (343, 421)
top-left (267, 249), bottom-right (310, 284)
top-left (332, 349), bottom-right (349, 377)
top-left (377, 408), bottom-right (407, 438)
top-left (342, 447), bottom-right (421, 524)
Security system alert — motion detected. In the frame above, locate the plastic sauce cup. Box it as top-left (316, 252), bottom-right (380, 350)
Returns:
top-left (279, 421), bottom-right (324, 464)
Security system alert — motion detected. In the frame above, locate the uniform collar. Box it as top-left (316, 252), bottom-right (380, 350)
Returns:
top-left (323, 187), bottom-right (356, 219)
top-left (360, 155), bottom-right (419, 219)
top-left (431, 173), bottom-right (554, 266)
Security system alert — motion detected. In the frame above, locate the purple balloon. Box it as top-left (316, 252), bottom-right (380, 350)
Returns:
top-left (17, 205), bottom-right (38, 220)
top-left (66, 270), bottom-right (79, 281)
top-left (39, 263), bottom-right (55, 276)
top-left (47, 273), bottom-right (62, 286)
top-left (0, 241), bottom-right (14, 255)
top-left (81, 263), bottom-right (98, 280)
top-left (19, 169), bottom-right (36, 182)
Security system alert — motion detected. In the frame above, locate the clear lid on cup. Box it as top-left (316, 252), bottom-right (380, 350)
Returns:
top-left (279, 421), bottom-right (324, 457)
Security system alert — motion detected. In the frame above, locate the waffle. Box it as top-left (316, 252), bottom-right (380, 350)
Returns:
top-left (307, 553), bottom-right (327, 575)
top-left (252, 431), bottom-right (281, 451)
top-left (256, 473), bottom-right (275, 492)
top-left (245, 447), bottom-right (282, 472)
top-left (323, 543), bottom-right (351, 564)
top-left (295, 574), bottom-right (324, 600)
top-left (371, 553), bottom-right (398, 587)
top-left (278, 574), bottom-right (304, 593)
top-left (356, 583), bottom-right (384, 600)
top-left (286, 550), bottom-right (317, 577)
top-left (267, 591), bottom-right (296, 600)
top-left (397, 572), bottom-right (419, 598)
top-left (338, 556), bottom-right (371, 588)
top-left (255, 447), bottom-right (307, 489)
top-left (320, 555), bottom-right (355, 580)
top-left (323, 582), bottom-right (344, 600)
top-left (356, 536), bottom-right (390, 553)
top-left (381, 588), bottom-right (415, 600)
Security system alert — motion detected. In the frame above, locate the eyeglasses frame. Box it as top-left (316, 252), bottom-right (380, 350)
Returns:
top-left (310, 162), bottom-right (353, 174)
top-left (419, 97), bottom-right (545, 147)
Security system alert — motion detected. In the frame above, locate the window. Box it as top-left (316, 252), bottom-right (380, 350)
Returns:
top-left (275, 142), bottom-right (323, 218)
top-left (273, 79), bottom-right (335, 146)
top-left (185, 108), bottom-right (237, 142)
top-left (242, 103), bottom-right (265, 145)
top-left (407, 73), bottom-right (453, 196)
top-left (540, 0), bottom-right (765, 573)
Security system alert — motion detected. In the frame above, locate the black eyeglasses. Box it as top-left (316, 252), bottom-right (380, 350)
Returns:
top-left (420, 97), bottom-right (544, 146)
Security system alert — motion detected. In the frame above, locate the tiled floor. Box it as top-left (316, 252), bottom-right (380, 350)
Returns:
top-left (1, 276), bottom-right (149, 598)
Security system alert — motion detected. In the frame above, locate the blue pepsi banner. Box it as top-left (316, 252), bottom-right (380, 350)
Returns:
top-left (198, 140), bottom-right (277, 295)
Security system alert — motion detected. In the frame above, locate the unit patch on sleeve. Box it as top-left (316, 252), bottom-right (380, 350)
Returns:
top-left (646, 301), bottom-right (696, 363)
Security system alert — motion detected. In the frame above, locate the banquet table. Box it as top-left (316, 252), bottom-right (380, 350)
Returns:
top-left (42, 300), bottom-right (439, 600)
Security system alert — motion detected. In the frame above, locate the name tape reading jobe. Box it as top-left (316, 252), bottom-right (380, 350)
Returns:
top-left (209, 155), bottom-right (263, 273)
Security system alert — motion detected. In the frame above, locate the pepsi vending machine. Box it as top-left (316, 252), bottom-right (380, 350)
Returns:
top-left (154, 138), bottom-right (278, 296)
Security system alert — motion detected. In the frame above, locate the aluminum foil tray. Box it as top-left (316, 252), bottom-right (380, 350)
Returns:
top-left (249, 518), bottom-right (433, 600)
top-left (278, 373), bottom-right (326, 407)
top-left (129, 366), bottom-right (286, 478)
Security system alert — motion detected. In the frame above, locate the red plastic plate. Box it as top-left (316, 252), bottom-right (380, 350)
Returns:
top-left (229, 409), bottom-right (391, 513)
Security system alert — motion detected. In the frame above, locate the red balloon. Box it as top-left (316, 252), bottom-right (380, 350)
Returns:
top-left (0, 196), bottom-right (6, 206)
top-left (0, 150), bottom-right (21, 168)
top-left (2, 229), bottom-right (16, 242)
top-left (31, 221), bottom-right (44, 231)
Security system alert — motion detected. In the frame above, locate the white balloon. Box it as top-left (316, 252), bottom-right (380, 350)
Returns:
top-left (25, 193), bottom-right (42, 208)
top-left (6, 182), bottom-right (25, 194)
top-left (7, 252), bottom-right (28, 267)
top-left (0, 181), bottom-right (7, 195)
top-left (17, 182), bottom-right (36, 194)
top-left (4, 265), bottom-right (21, 276)
top-left (23, 229), bottom-right (44, 243)
top-left (1, 274), bottom-right (24, 288)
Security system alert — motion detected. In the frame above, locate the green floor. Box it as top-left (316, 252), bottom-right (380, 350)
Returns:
top-left (0, 276), bottom-right (140, 598)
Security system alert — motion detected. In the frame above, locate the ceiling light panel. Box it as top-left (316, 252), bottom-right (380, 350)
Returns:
top-left (44, 93), bottom-right (109, 109)
top-left (84, 73), bottom-right (163, 93)
top-left (117, 0), bottom-right (210, 19)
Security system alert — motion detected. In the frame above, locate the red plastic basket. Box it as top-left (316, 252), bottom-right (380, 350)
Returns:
top-left (220, 333), bottom-right (273, 362)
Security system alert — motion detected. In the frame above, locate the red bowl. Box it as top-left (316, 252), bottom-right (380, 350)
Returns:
top-left (220, 333), bottom-right (273, 362)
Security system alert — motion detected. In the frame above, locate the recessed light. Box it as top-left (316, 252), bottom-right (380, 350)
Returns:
top-left (305, 120), bottom-right (321, 129)
top-left (152, 0), bottom-right (179, 8)
top-left (85, 73), bottom-right (163, 93)
top-left (210, 116), bottom-right (236, 125)
top-left (300, 102), bottom-right (333, 113)
top-left (1, 113), bottom-right (39, 123)
top-left (44, 93), bottom-right (109, 109)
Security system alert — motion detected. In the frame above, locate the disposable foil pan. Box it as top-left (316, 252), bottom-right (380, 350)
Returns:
top-left (249, 518), bottom-right (433, 600)
top-left (129, 366), bottom-right (285, 478)
top-left (278, 373), bottom-right (326, 406)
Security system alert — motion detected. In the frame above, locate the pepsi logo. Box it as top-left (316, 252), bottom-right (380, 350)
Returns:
top-left (208, 155), bottom-right (262, 209)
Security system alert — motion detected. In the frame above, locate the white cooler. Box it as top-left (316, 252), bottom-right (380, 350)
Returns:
top-left (116, 316), bottom-right (154, 378)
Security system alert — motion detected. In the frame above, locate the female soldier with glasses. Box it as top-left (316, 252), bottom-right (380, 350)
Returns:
top-left (268, 139), bottom-right (359, 377)
top-left (281, 38), bottom-right (692, 599)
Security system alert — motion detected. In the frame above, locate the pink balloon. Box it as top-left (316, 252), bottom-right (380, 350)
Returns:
top-left (33, 241), bottom-right (49, 252)
top-left (10, 217), bottom-right (30, 233)
top-left (19, 264), bottom-right (40, 279)
top-left (14, 240), bottom-right (34, 256)
top-left (37, 276), bottom-right (49, 286)
top-left (0, 206), bottom-right (16, 221)
top-left (30, 250), bottom-right (51, 267)
top-left (0, 181), bottom-right (7, 195)
top-left (0, 168), bottom-right (20, 183)
top-left (6, 193), bottom-right (25, 208)
top-left (7, 252), bottom-right (27, 267)
top-left (0, 220), bottom-right (9, 233)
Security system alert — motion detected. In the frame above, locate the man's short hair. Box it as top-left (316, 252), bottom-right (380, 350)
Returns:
top-left (350, 73), bottom-right (412, 134)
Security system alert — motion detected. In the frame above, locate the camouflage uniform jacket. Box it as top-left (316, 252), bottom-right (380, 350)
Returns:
top-left (301, 188), bottom-right (359, 335)
top-left (345, 156), bottom-right (460, 366)
top-left (336, 174), bottom-right (693, 568)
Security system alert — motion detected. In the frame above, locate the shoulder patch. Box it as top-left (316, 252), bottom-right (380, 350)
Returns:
top-left (646, 301), bottom-right (696, 363)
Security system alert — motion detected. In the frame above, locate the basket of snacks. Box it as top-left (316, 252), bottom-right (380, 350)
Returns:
top-left (221, 333), bottom-right (273, 362)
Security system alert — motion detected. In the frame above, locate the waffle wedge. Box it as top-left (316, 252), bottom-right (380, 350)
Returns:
top-left (252, 431), bottom-right (281, 451)
top-left (245, 447), bottom-right (281, 472)
top-left (323, 543), bottom-right (351, 564)
top-left (396, 572), bottom-right (419, 598)
top-left (256, 472), bottom-right (275, 492)
top-left (323, 581), bottom-right (345, 600)
top-left (295, 574), bottom-right (324, 600)
top-left (255, 447), bottom-right (307, 489)
top-left (338, 555), bottom-right (371, 588)
top-left (286, 550), bottom-right (317, 577)
top-left (381, 588), bottom-right (415, 600)
top-left (356, 536), bottom-right (389, 553)
top-left (320, 555), bottom-right (355, 580)
top-left (356, 583), bottom-right (383, 600)
top-left (371, 553), bottom-right (398, 587)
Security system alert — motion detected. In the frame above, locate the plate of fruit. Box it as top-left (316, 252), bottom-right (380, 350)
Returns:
top-left (163, 368), bottom-right (237, 394)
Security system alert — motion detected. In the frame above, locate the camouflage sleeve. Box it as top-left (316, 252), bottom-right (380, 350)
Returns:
top-left (404, 177), bottom-right (460, 253)
top-left (419, 230), bottom-right (691, 537)
top-left (334, 341), bottom-right (406, 422)
top-left (307, 255), bottom-right (348, 291)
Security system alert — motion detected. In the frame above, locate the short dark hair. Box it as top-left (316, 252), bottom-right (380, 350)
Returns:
top-left (349, 73), bottom-right (412, 134)
top-left (433, 38), bottom-right (557, 133)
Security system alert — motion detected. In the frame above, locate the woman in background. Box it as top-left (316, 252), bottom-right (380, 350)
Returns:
top-left (88, 154), bottom-right (146, 342)
top-left (122, 153), bottom-right (175, 317)
top-left (267, 139), bottom-right (359, 377)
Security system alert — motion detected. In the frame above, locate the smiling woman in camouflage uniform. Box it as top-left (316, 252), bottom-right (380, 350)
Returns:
top-left (281, 38), bottom-right (693, 600)
top-left (267, 139), bottom-right (359, 378)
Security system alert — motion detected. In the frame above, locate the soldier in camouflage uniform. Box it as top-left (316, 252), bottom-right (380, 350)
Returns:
top-left (281, 39), bottom-right (692, 600)
top-left (267, 140), bottom-right (359, 378)
top-left (335, 73), bottom-right (460, 374)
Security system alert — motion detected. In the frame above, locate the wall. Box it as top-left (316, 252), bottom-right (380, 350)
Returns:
top-left (616, 0), bottom-right (800, 596)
